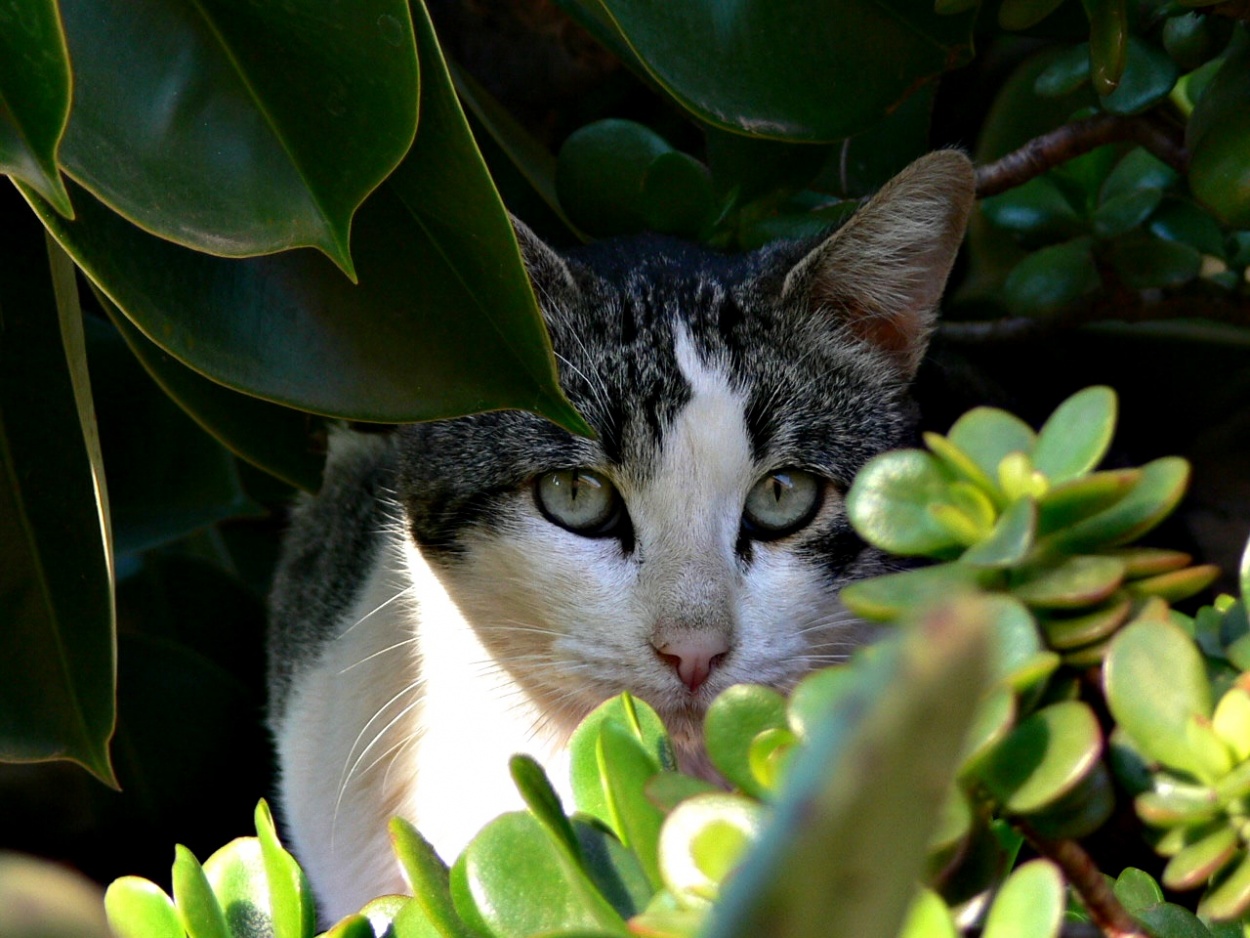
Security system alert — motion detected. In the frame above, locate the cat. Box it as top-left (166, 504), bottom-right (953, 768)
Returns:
top-left (266, 150), bottom-right (976, 921)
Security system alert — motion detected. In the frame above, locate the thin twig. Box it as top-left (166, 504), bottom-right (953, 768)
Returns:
top-left (1017, 822), bottom-right (1151, 938)
top-left (975, 114), bottom-right (1188, 198)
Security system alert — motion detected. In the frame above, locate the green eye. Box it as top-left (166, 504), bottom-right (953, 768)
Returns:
top-left (743, 469), bottom-right (822, 539)
top-left (535, 468), bottom-right (623, 536)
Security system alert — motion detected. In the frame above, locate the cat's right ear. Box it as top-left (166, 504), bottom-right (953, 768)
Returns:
top-left (780, 150), bottom-right (976, 381)
top-left (512, 216), bottom-right (581, 316)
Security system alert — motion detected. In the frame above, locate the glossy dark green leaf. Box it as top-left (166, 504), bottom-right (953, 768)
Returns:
top-left (1100, 36), bottom-right (1179, 114)
top-left (1105, 617), bottom-right (1220, 780)
top-left (1081, 0), bottom-right (1129, 96)
top-left (202, 838), bottom-right (272, 938)
top-left (980, 177), bottom-right (1083, 241)
top-left (1187, 36), bottom-right (1250, 220)
top-left (974, 701), bottom-right (1103, 814)
top-left (1045, 457), bottom-right (1190, 552)
top-left (828, 84), bottom-right (936, 198)
top-left (0, 228), bottom-right (115, 783)
top-left (1013, 555), bottom-right (1126, 608)
top-left (1150, 197), bottom-right (1228, 256)
top-left (556, 119), bottom-right (672, 237)
top-left (57, 0), bottom-right (419, 276)
top-left (389, 818), bottom-right (476, 938)
top-left (704, 685), bottom-right (788, 799)
top-left (981, 860), bottom-right (1064, 938)
top-left (98, 291), bottom-right (322, 493)
top-left (1164, 13), bottom-right (1215, 71)
top-left (1033, 45), bottom-right (1091, 98)
top-left (104, 877), bottom-right (183, 938)
top-left (2, 853), bottom-right (112, 938)
top-left (1032, 386), bottom-right (1116, 483)
top-left (0, 0), bottom-right (73, 214)
top-left (846, 449), bottom-right (961, 556)
top-left (1092, 187), bottom-right (1163, 238)
top-left (1000, 0), bottom-right (1068, 31)
top-left (703, 127), bottom-right (829, 203)
top-left (85, 316), bottom-right (263, 556)
top-left (23, 181), bottom-right (579, 431)
top-left (172, 846), bottom-right (231, 938)
top-left (641, 152), bottom-right (717, 238)
top-left (1100, 148), bottom-right (1179, 203)
top-left (1004, 236), bottom-right (1100, 317)
top-left (704, 601), bottom-right (993, 938)
top-left (451, 812), bottom-right (628, 938)
top-left (839, 563), bottom-right (1000, 621)
top-left (565, 0), bottom-right (975, 142)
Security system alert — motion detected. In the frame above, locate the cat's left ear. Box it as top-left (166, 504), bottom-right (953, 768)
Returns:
top-left (781, 150), bottom-right (975, 380)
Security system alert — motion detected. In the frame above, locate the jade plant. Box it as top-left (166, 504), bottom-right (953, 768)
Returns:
top-left (7, 388), bottom-right (1246, 938)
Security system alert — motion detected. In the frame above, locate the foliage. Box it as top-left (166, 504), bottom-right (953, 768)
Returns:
top-left (5, 389), bottom-right (1245, 938)
top-left (4, 0), bottom-right (1250, 934)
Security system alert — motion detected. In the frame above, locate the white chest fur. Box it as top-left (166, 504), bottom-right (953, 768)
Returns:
top-left (274, 533), bottom-right (573, 923)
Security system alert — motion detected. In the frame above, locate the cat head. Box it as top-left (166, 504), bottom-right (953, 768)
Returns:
top-left (395, 151), bottom-right (975, 752)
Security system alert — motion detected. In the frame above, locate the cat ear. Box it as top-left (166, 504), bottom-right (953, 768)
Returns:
top-left (512, 215), bottom-right (581, 311)
top-left (781, 150), bottom-right (975, 380)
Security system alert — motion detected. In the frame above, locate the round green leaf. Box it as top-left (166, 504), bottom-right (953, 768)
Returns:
top-left (982, 860), bottom-right (1064, 938)
top-left (1039, 594), bottom-right (1132, 650)
top-left (571, 0), bottom-right (975, 142)
top-left (1164, 13), bottom-right (1215, 71)
top-left (1199, 850), bottom-right (1250, 921)
top-left (999, 0), bottom-right (1067, 29)
top-left (641, 151), bottom-right (717, 238)
top-left (1036, 470), bottom-right (1140, 535)
top-left (838, 563), bottom-right (999, 622)
top-left (947, 408), bottom-right (1037, 483)
top-left (1031, 386), bottom-right (1117, 483)
top-left (569, 694), bottom-right (672, 833)
top-left (1033, 45), bottom-right (1091, 98)
top-left (1149, 197), bottom-right (1227, 256)
top-left (452, 812), bottom-right (629, 938)
top-left (1214, 688), bottom-right (1250, 762)
top-left (961, 497), bottom-right (1036, 568)
top-left (1092, 187), bottom-right (1163, 238)
top-left (1004, 236), bottom-right (1100, 317)
top-left (57, 0), bottom-right (419, 274)
top-left (105, 877), bottom-right (184, 938)
top-left (1101, 148), bottom-right (1178, 203)
top-left (846, 449), bottom-right (962, 555)
top-left (598, 723), bottom-right (667, 891)
top-left (0, 0), bottom-right (73, 214)
top-left (556, 119), bottom-right (673, 237)
top-left (1108, 231), bottom-right (1202, 289)
top-left (1100, 35), bottom-right (1179, 114)
top-left (980, 177), bottom-right (1083, 241)
top-left (1105, 617), bottom-right (1222, 780)
top-left (974, 701), bottom-right (1103, 814)
top-left (254, 800), bottom-right (315, 938)
top-left (659, 794), bottom-right (763, 908)
top-left (389, 818), bottom-right (476, 938)
top-left (202, 838), bottom-right (272, 938)
top-left (898, 889), bottom-right (958, 938)
top-left (703, 685), bottom-right (788, 799)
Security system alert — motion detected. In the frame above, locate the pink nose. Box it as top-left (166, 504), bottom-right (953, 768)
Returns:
top-left (652, 633), bottom-right (730, 692)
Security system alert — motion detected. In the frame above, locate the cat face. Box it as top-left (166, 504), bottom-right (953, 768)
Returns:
top-left (394, 151), bottom-right (975, 757)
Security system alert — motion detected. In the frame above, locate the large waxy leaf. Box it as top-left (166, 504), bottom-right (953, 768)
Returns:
top-left (703, 600), bottom-right (993, 938)
top-left (1187, 36), bottom-right (1250, 228)
top-left (19, 1), bottom-right (586, 433)
top-left (99, 291), bottom-right (322, 493)
top-left (56, 0), bottom-right (419, 275)
top-left (563, 0), bottom-right (975, 142)
top-left (0, 0), bottom-right (73, 214)
top-left (0, 225), bottom-right (115, 783)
